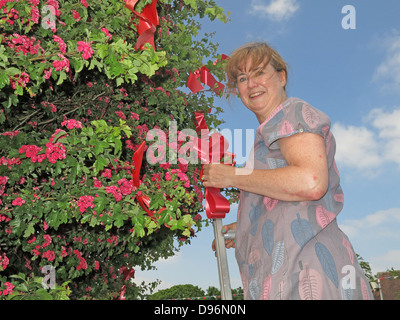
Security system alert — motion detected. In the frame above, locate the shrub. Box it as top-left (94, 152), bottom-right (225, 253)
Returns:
top-left (0, 0), bottom-right (228, 299)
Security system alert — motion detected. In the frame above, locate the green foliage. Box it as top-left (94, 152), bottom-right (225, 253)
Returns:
top-left (0, 273), bottom-right (71, 300)
top-left (0, 0), bottom-right (229, 299)
top-left (147, 284), bottom-right (204, 300)
top-left (147, 284), bottom-right (244, 300)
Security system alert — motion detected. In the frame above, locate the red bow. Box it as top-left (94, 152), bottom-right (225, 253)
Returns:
top-left (187, 55), bottom-right (229, 95)
top-left (125, 0), bottom-right (159, 50)
top-left (193, 111), bottom-right (233, 219)
top-left (118, 266), bottom-right (135, 300)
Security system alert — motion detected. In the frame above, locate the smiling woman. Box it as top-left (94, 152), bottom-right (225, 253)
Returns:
top-left (203, 42), bottom-right (374, 300)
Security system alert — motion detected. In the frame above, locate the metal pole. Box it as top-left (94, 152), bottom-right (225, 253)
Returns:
top-left (213, 218), bottom-right (232, 300)
top-left (378, 278), bottom-right (383, 300)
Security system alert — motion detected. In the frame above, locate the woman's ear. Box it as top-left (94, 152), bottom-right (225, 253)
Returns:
top-left (279, 70), bottom-right (287, 89)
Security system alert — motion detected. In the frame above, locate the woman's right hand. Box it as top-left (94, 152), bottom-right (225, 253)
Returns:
top-left (212, 222), bottom-right (237, 254)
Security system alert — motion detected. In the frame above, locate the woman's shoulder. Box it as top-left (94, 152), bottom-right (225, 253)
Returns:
top-left (257, 97), bottom-right (332, 147)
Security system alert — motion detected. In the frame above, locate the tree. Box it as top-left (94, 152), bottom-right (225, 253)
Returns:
top-left (147, 284), bottom-right (204, 300)
top-left (0, 0), bottom-right (228, 299)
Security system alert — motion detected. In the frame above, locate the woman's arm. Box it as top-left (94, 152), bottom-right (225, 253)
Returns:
top-left (202, 132), bottom-right (329, 202)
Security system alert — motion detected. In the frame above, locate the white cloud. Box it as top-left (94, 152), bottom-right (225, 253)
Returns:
top-left (369, 250), bottom-right (400, 274)
top-left (331, 123), bottom-right (383, 170)
top-left (373, 33), bottom-right (400, 92)
top-left (249, 0), bottom-right (299, 21)
top-left (332, 105), bottom-right (400, 173)
top-left (339, 208), bottom-right (400, 274)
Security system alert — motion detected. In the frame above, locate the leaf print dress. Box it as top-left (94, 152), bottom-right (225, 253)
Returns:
top-left (235, 97), bottom-right (373, 300)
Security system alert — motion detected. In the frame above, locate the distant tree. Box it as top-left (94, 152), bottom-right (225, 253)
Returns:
top-left (232, 286), bottom-right (243, 300)
top-left (147, 284), bottom-right (204, 300)
top-left (205, 285), bottom-right (219, 300)
top-left (357, 254), bottom-right (373, 282)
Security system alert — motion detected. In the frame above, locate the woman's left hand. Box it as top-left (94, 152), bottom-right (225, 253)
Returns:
top-left (201, 163), bottom-right (235, 189)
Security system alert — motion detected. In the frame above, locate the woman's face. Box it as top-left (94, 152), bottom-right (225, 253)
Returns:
top-left (236, 59), bottom-right (287, 124)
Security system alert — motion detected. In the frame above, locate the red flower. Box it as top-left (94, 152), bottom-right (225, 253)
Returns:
top-left (71, 9), bottom-right (81, 21)
top-left (61, 119), bottom-right (83, 129)
top-left (42, 250), bottom-right (55, 262)
top-left (77, 195), bottom-right (95, 213)
top-left (2, 282), bottom-right (14, 296)
top-left (105, 185), bottom-right (122, 201)
top-left (0, 253), bottom-right (9, 271)
top-left (53, 35), bottom-right (67, 53)
top-left (45, 142), bottom-right (66, 163)
top-left (42, 234), bottom-right (52, 247)
top-left (52, 54), bottom-right (70, 72)
top-left (77, 41), bottom-right (93, 60)
top-left (12, 197), bottom-right (25, 206)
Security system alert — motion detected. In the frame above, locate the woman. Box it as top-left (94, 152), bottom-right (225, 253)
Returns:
top-left (203, 42), bottom-right (373, 300)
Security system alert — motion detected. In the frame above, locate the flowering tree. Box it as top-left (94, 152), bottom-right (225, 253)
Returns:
top-left (0, 0), bottom-right (228, 299)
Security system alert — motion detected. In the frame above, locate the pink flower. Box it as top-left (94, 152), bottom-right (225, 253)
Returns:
top-left (61, 119), bottom-right (83, 129)
top-left (53, 35), bottom-right (66, 53)
top-left (101, 28), bottom-right (112, 41)
top-left (115, 111), bottom-right (126, 120)
top-left (42, 250), bottom-right (55, 262)
top-left (45, 142), bottom-right (66, 163)
top-left (2, 282), bottom-right (14, 296)
top-left (118, 178), bottom-right (134, 195)
top-left (77, 195), bottom-right (95, 213)
top-left (71, 9), bottom-right (81, 21)
top-left (0, 254), bottom-right (9, 271)
top-left (0, 176), bottom-right (8, 186)
top-left (19, 144), bottom-right (43, 162)
top-left (77, 41), bottom-right (93, 60)
top-left (130, 112), bottom-right (139, 121)
top-left (44, 68), bottom-right (52, 79)
top-left (77, 257), bottom-right (88, 270)
top-left (105, 185), bottom-right (122, 202)
top-left (81, 0), bottom-right (88, 8)
top-left (12, 197), bottom-right (25, 206)
top-left (93, 177), bottom-right (103, 188)
top-left (102, 169), bottom-right (112, 178)
top-left (52, 53), bottom-right (70, 72)
top-left (42, 234), bottom-right (52, 247)
top-left (27, 236), bottom-right (36, 244)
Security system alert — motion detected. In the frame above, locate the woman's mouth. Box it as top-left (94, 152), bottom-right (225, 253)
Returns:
top-left (249, 92), bottom-right (264, 99)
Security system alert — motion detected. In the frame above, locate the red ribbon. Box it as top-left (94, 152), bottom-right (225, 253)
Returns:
top-left (193, 111), bottom-right (233, 219)
top-left (132, 141), bottom-right (155, 217)
top-left (131, 141), bottom-right (168, 223)
top-left (187, 55), bottom-right (229, 95)
top-left (118, 266), bottom-right (135, 300)
top-left (125, 0), bottom-right (159, 50)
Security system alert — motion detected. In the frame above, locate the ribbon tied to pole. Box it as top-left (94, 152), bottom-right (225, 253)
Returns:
top-left (125, 0), bottom-right (159, 50)
top-left (193, 111), bottom-right (234, 219)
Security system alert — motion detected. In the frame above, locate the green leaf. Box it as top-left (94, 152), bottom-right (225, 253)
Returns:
top-left (24, 223), bottom-right (35, 238)
top-left (94, 156), bottom-right (108, 172)
top-left (0, 72), bottom-right (10, 88)
top-left (56, 71), bottom-right (67, 85)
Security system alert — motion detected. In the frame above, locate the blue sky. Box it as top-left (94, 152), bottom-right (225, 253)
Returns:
top-left (135, 0), bottom-right (400, 294)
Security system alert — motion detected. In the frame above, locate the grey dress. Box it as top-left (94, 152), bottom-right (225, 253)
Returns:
top-left (235, 97), bottom-right (373, 300)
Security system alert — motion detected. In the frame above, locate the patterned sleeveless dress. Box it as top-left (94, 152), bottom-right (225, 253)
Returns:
top-left (235, 97), bottom-right (373, 300)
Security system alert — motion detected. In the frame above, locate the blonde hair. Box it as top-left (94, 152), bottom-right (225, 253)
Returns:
top-left (225, 42), bottom-right (288, 93)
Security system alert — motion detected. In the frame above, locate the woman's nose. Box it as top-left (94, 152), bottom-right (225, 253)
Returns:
top-left (247, 76), bottom-right (258, 89)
